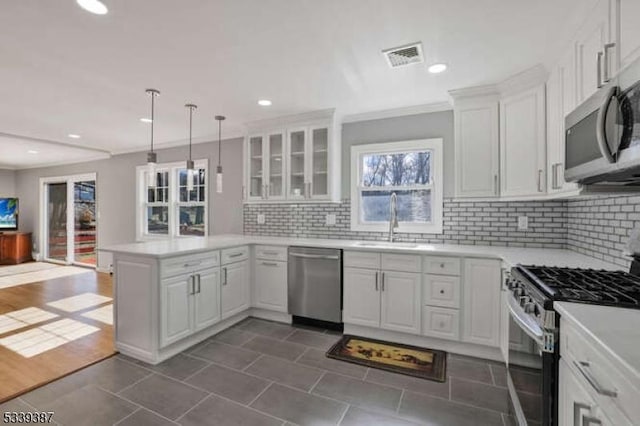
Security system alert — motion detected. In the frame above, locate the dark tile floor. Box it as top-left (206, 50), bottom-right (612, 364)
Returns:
top-left (0, 318), bottom-right (517, 425)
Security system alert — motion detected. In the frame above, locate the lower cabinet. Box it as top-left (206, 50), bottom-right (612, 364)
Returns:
top-left (161, 266), bottom-right (221, 348)
top-left (343, 267), bottom-right (420, 334)
top-left (221, 259), bottom-right (250, 319)
top-left (461, 258), bottom-right (502, 347)
top-left (254, 259), bottom-right (287, 312)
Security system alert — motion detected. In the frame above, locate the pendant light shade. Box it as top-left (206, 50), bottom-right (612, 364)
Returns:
top-left (185, 104), bottom-right (197, 192)
top-left (215, 115), bottom-right (226, 194)
top-left (146, 88), bottom-right (160, 188)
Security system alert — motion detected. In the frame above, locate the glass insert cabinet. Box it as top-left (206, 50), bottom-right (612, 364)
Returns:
top-left (244, 109), bottom-right (339, 202)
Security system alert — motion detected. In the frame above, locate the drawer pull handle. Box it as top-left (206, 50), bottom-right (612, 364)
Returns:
top-left (229, 252), bottom-right (244, 258)
top-left (262, 262), bottom-right (278, 267)
top-left (573, 361), bottom-right (617, 397)
top-left (582, 415), bottom-right (603, 426)
top-left (262, 251), bottom-right (279, 255)
top-left (183, 261), bottom-right (202, 268)
top-left (223, 267), bottom-right (228, 285)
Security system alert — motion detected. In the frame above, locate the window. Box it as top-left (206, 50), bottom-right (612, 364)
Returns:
top-left (350, 139), bottom-right (443, 234)
top-left (137, 160), bottom-right (208, 240)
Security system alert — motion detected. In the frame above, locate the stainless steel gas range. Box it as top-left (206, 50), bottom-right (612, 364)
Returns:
top-left (504, 265), bottom-right (640, 426)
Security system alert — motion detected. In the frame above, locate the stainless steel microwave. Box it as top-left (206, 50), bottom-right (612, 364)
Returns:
top-left (565, 57), bottom-right (640, 185)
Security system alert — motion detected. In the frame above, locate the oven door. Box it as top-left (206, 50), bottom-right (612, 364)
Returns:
top-left (506, 295), bottom-right (552, 425)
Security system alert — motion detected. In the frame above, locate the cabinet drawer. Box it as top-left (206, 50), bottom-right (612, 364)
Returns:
top-left (423, 274), bottom-right (461, 308)
top-left (221, 246), bottom-right (249, 265)
top-left (255, 245), bottom-right (287, 261)
top-left (423, 256), bottom-right (461, 276)
top-left (422, 306), bottom-right (460, 341)
top-left (344, 251), bottom-right (381, 269)
top-left (161, 251), bottom-right (220, 278)
top-left (381, 253), bottom-right (421, 273)
top-left (562, 319), bottom-right (640, 423)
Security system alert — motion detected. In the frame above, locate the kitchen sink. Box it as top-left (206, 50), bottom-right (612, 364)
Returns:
top-left (353, 242), bottom-right (419, 249)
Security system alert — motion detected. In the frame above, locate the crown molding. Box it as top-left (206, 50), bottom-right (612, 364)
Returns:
top-left (342, 102), bottom-right (452, 123)
top-left (244, 108), bottom-right (336, 131)
top-left (7, 153), bottom-right (112, 171)
top-left (109, 131), bottom-right (246, 156)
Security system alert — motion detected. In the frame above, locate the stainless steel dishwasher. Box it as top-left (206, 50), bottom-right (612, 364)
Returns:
top-left (288, 246), bottom-right (342, 325)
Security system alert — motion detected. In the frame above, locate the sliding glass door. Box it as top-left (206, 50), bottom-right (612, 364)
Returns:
top-left (42, 174), bottom-right (97, 267)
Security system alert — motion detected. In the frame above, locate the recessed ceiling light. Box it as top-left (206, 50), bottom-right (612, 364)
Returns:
top-left (76, 0), bottom-right (108, 15)
top-left (27, 150), bottom-right (38, 154)
top-left (68, 134), bottom-right (81, 139)
top-left (258, 99), bottom-right (272, 106)
top-left (428, 63), bottom-right (448, 74)
top-left (140, 118), bottom-right (153, 123)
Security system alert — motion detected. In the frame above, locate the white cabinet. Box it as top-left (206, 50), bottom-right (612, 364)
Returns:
top-left (161, 266), bottom-right (221, 347)
top-left (618, 0), bottom-right (640, 70)
top-left (575, 0), bottom-right (615, 104)
top-left (254, 259), bottom-right (287, 312)
top-left (244, 109), bottom-right (340, 203)
top-left (343, 267), bottom-right (381, 328)
top-left (343, 252), bottom-right (421, 334)
top-left (499, 85), bottom-right (547, 198)
top-left (423, 274), bottom-right (460, 309)
top-left (453, 97), bottom-right (500, 198)
top-left (380, 271), bottom-right (421, 334)
top-left (221, 258), bottom-right (250, 319)
top-left (422, 306), bottom-right (460, 341)
top-left (462, 258), bottom-right (502, 347)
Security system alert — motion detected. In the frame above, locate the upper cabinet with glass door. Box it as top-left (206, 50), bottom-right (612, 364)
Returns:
top-left (244, 109), bottom-right (340, 203)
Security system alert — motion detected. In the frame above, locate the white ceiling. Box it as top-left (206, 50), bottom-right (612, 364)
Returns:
top-left (1, 0), bottom-right (596, 168)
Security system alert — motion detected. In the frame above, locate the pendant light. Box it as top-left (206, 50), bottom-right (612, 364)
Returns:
top-left (145, 88), bottom-right (160, 188)
top-left (214, 115), bottom-right (226, 193)
top-left (185, 103), bottom-right (197, 192)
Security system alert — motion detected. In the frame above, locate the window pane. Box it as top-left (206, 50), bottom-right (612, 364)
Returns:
top-left (362, 151), bottom-right (432, 187)
top-left (147, 206), bottom-right (169, 234)
top-left (178, 168), bottom-right (206, 202)
top-left (179, 206), bottom-right (205, 236)
top-left (361, 189), bottom-right (432, 223)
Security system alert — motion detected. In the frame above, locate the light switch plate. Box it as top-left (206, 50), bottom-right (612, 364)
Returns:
top-left (326, 214), bottom-right (336, 226)
top-left (517, 216), bottom-right (528, 231)
top-left (257, 214), bottom-right (266, 225)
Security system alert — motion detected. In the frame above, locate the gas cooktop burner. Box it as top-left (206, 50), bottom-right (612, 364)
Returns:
top-left (515, 265), bottom-right (640, 308)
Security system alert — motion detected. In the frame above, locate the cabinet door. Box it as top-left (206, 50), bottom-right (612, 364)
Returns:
top-left (267, 132), bottom-right (286, 200)
top-left (575, 0), bottom-right (612, 103)
top-left (309, 126), bottom-right (330, 199)
top-left (247, 135), bottom-right (265, 200)
top-left (254, 260), bottom-right (287, 312)
top-left (380, 271), bottom-right (421, 335)
top-left (423, 274), bottom-right (460, 308)
top-left (462, 258), bottom-right (502, 347)
top-left (287, 128), bottom-right (307, 200)
top-left (558, 359), bottom-right (598, 426)
top-left (221, 260), bottom-right (250, 319)
top-left (193, 268), bottom-right (221, 331)
top-left (500, 85), bottom-right (547, 197)
top-left (343, 267), bottom-right (380, 328)
top-left (454, 102), bottom-right (500, 198)
top-left (161, 275), bottom-right (192, 347)
top-left (619, 0), bottom-right (640, 70)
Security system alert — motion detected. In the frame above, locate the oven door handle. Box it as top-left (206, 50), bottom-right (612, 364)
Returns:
top-left (507, 295), bottom-right (544, 347)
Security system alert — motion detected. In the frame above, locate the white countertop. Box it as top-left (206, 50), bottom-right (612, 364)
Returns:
top-left (555, 302), bottom-right (640, 385)
top-left (102, 234), bottom-right (622, 270)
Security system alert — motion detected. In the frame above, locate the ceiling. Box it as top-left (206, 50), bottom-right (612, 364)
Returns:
top-left (1, 0), bottom-right (596, 168)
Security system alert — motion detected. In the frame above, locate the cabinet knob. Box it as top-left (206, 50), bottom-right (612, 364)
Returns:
top-left (439, 322), bottom-right (445, 328)
top-left (439, 289), bottom-right (445, 294)
top-left (440, 263), bottom-right (445, 268)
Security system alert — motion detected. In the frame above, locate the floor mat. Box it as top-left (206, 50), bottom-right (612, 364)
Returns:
top-left (326, 335), bottom-right (447, 382)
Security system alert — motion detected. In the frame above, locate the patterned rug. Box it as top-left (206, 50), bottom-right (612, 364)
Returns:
top-left (327, 335), bottom-right (447, 382)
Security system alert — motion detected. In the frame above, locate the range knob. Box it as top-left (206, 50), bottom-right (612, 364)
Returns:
top-left (519, 296), bottom-right (531, 307)
top-left (524, 303), bottom-right (536, 314)
top-left (513, 288), bottom-right (525, 297)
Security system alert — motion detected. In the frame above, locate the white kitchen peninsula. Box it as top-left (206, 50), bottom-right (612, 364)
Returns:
top-left (103, 235), bottom-right (620, 364)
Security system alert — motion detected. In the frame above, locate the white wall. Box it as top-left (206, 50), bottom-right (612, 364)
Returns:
top-left (0, 169), bottom-right (16, 196)
top-left (14, 137), bottom-right (243, 270)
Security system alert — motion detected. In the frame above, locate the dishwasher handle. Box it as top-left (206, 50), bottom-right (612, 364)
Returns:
top-left (289, 252), bottom-right (340, 260)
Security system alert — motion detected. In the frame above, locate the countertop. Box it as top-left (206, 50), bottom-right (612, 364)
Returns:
top-left (555, 302), bottom-right (640, 386)
top-left (102, 234), bottom-right (622, 270)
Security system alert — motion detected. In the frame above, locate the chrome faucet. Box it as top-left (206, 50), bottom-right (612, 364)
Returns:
top-left (388, 192), bottom-right (399, 242)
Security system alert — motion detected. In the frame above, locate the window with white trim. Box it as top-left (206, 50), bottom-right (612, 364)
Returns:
top-left (350, 139), bottom-right (443, 234)
top-left (136, 160), bottom-right (208, 240)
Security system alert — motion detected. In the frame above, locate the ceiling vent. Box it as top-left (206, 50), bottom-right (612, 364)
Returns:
top-left (382, 42), bottom-right (424, 68)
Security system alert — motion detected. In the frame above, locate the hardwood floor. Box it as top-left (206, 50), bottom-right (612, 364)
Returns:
top-left (0, 268), bottom-right (115, 402)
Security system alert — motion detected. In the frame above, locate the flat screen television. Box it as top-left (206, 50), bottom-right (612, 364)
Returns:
top-left (0, 198), bottom-right (18, 230)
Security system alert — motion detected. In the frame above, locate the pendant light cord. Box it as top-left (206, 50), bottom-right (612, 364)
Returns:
top-left (189, 107), bottom-right (193, 161)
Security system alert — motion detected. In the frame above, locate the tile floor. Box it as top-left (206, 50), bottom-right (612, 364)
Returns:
top-left (1, 318), bottom-right (518, 425)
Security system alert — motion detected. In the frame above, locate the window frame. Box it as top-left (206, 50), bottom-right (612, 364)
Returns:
top-left (350, 139), bottom-right (443, 234)
top-left (136, 159), bottom-right (208, 241)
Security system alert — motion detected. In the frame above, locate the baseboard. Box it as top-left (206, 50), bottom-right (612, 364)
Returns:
top-left (344, 324), bottom-right (504, 363)
top-left (250, 308), bottom-right (292, 324)
top-left (96, 266), bottom-right (111, 274)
